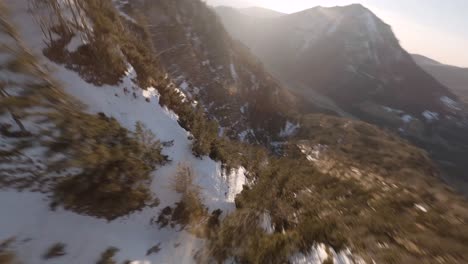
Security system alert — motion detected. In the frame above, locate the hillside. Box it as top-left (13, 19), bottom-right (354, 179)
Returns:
top-left (1, 0), bottom-right (248, 262)
top-left (1, 0), bottom-right (468, 263)
top-left (118, 0), bottom-right (305, 146)
top-left (214, 114), bottom-right (468, 263)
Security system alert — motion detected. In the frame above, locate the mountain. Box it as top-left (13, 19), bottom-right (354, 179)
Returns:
top-left (413, 54), bottom-right (468, 103)
top-left (117, 0), bottom-right (307, 145)
top-left (216, 4), bottom-right (468, 195)
top-left (2, 0), bottom-right (468, 263)
top-left (216, 4), bottom-right (460, 118)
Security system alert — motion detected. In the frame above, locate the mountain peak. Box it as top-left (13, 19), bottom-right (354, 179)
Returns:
top-left (290, 3), bottom-right (382, 32)
top-left (299, 3), bottom-right (369, 14)
top-left (345, 3), bottom-right (368, 10)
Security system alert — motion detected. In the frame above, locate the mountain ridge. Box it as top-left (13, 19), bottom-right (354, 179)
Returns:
top-left (215, 4), bottom-right (468, 195)
top-left (216, 4), bottom-right (458, 118)
top-left (238, 6), bottom-right (285, 18)
top-left (413, 54), bottom-right (468, 69)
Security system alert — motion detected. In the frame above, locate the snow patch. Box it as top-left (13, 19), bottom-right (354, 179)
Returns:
top-left (142, 87), bottom-right (159, 99)
top-left (113, 0), bottom-right (137, 23)
top-left (66, 34), bottom-right (84, 52)
top-left (223, 167), bottom-right (247, 203)
top-left (238, 129), bottom-right (253, 142)
top-left (382, 106), bottom-right (404, 114)
top-left (240, 103), bottom-right (248, 114)
top-left (440, 96), bottom-right (461, 111)
top-left (218, 126), bottom-right (225, 137)
top-left (230, 63), bottom-right (238, 81)
top-left (422, 110), bottom-right (439, 122)
top-left (180, 81), bottom-right (189, 91)
top-left (298, 144), bottom-right (327, 162)
top-left (361, 70), bottom-right (377, 80)
top-left (174, 88), bottom-right (187, 101)
top-left (290, 245), bottom-right (363, 264)
top-left (414, 204), bottom-right (428, 213)
top-left (280, 121), bottom-right (300, 137)
top-left (290, 244), bottom-right (329, 264)
top-left (401, 115), bottom-right (413, 123)
top-left (260, 212), bottom-right (274, 234)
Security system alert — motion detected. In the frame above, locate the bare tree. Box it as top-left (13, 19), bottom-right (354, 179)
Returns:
top-left (28, 0), bottom-right (92, 47)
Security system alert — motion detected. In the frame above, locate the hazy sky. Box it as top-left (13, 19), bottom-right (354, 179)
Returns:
top-left (206, 0), bottom-right (468, 67)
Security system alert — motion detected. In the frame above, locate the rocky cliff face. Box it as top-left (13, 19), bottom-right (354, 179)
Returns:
top-left (118, 0), bottom-right (303, 145)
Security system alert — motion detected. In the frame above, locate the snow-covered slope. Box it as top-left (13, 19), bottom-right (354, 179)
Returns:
top-left (1, 1), bottom-right (246, 263)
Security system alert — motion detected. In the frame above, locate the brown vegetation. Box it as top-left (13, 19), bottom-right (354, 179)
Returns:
top-left (43, 243), bottom-right (66, 259)
top-left (96, 247), bottom-right (119, 264)
top-left (51, 117), bottom-right (167, 220)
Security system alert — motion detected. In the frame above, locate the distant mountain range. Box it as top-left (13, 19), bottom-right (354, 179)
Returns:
top-left (412, 54), bottom-right (468, 104)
